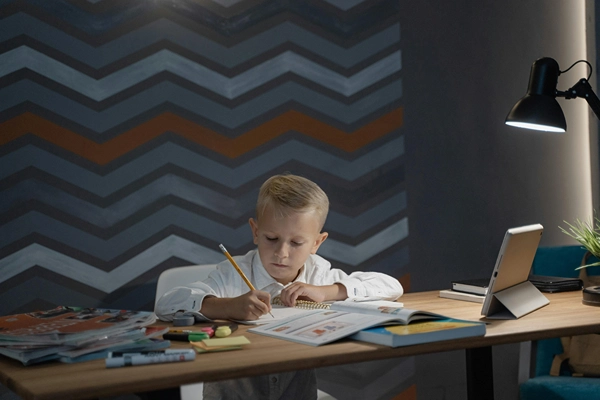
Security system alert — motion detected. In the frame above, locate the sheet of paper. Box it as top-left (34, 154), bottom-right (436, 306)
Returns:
top-left (235, 306), bottom-right (316, 325)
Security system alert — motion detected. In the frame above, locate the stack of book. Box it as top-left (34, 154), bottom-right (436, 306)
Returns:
top-left (439, 278), bottom-right (489, 303)
top-left (0, 306), bottom-right (169, 365)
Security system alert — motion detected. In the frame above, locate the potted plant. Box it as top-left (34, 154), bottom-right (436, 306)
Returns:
top-left (560, 217), bottom-right (600, 269)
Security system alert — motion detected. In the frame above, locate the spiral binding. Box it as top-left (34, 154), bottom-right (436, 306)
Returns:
top-left (271, 296), bottom-right (331, 309)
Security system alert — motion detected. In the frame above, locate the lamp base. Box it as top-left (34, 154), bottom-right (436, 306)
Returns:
top-left (582, 286), bottom-right (600, 306)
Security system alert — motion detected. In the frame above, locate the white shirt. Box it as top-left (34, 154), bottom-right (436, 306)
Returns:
top-left (155, 249), bottom-right (404, 400)
top-left (155, 249), bottom-right (404, 321)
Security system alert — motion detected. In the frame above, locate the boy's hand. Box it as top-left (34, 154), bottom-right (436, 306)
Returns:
top-left (279, 282), bottom-right (347, 307)
top-left (201, 290), bottom-right (272, 321)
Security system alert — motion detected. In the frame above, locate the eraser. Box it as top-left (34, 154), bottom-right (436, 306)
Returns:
top-left (215, 326), bottom-right (232, 337)
top-left (173, 315), bottom-right (195, 326)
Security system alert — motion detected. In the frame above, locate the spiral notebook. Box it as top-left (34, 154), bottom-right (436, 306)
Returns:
top-left (271, 297), bottom-right (333, 309)
top-left (239, 298), bottom-right (404, 325)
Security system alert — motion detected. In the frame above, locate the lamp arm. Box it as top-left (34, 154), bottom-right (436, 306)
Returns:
top-left (557, 78), bottom-right (600, 121)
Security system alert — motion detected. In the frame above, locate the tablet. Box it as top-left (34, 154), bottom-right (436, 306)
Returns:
top-left (481, 223), bottom-right (548, 318)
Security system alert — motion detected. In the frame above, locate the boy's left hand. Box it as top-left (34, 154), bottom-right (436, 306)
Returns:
top-left (279, 282), bottom-right (347, 307)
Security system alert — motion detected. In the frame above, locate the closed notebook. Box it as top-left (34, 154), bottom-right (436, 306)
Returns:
top-left (529, 275), bottom-right (583, 293)
top-left (438, 289), bottom-right (485, 304)
top-left (351, 318), bottom-right (486, 347)
top-left (451, 278), bottom-right (489, 295)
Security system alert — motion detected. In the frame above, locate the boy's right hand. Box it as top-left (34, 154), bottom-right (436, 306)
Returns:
top-left (201, 291), bottom-right (272, 321)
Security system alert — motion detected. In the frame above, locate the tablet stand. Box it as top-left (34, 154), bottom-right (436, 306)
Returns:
top-left (485, 281), bottom-right (549, 319)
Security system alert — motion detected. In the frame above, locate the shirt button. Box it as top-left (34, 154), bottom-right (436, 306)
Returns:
top-left (271, 377), bottom-right (278, 383)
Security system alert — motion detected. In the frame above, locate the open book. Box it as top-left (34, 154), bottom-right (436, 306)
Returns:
top-left (248, 300), bottom-right (484, 346)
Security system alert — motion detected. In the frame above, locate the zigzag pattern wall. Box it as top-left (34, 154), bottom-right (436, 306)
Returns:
top-left (0, 0), bottom-right (407, 315)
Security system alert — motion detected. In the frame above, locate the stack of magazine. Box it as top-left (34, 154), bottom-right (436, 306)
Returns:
top-left (0, 306), bottom-right (169, 365)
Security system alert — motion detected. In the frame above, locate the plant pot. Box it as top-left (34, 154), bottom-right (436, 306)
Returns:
top-left (582, 286), bottom-right (600, 306)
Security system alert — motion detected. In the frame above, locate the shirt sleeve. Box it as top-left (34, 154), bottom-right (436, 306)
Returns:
top-left (336, 271), bottom-right (404, 300)
top-left (305, 255), bottom-right (404, 301)
top-left (154, 260), bottom-right (246, 322)
top-left (154, 279), bottom-right (217, 322)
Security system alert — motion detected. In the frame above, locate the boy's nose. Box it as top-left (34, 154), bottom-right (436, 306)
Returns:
top-left (274, 243), bottom-right (289, 258)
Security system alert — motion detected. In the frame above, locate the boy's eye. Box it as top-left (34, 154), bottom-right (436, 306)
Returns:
top-left (266, 237), bottom-right (277, 241)
top-left (292, 241), bottom-right (303, 246)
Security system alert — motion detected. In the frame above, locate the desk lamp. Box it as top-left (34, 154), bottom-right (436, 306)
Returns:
top-left (506, 57), bottom-right (600, 306)
top-left (505, 57), bottom-right (600, 132)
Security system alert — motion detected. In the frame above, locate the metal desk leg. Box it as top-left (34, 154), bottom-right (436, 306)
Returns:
top-left (466, 346), bottom-right (494, 399)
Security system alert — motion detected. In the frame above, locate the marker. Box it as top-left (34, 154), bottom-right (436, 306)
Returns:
top-left (163, 332), bottom-right (209, 342)
top-left (219, 244), bottom-right (274, 318)
top-left (105, 349), bottom-right (195, 368)
top-left (199, 327), bottom-right (215, 337)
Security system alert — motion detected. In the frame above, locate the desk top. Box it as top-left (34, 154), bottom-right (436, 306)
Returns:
top-left (1, 290), bottom-right (600, 400)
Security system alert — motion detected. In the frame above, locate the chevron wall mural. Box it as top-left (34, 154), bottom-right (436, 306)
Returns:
top-left (0, 0), bottom-right (410, 397)
top-left (0, 0), bottom-right (406, 319)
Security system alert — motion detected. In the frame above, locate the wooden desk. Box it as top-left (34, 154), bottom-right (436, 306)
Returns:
top-left (1, 290), bottom-right (599, 400)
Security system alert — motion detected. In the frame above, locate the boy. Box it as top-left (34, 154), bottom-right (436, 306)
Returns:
top-left (156, 174), bottom-right (403, 399)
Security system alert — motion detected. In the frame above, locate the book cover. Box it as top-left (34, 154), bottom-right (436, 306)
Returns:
top-left (248, 302), bottom-right (446, 346)
top-left (439, 289), bottom-right (485, 304)
top-left (451, 278), bottom-right (490, 295)
top-left (350, 318), bottom-right (486, 347)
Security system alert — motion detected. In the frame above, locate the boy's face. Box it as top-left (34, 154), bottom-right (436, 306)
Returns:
top-left (249, 207), bottom-right (328, 285)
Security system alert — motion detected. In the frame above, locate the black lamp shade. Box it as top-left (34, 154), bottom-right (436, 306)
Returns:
top-left (505, 94), bottom-right (566, 132)
top-left (505, 57), bottom-right (567, 132)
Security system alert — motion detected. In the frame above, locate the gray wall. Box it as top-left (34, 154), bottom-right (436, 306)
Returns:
top-left (402, 1), bottom-right (595, 399)
top-left (404, 0), bottom-right (595, 292)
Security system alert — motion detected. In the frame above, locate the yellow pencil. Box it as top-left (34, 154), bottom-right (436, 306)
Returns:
top-left (219, 244), bottom-right (274, 318)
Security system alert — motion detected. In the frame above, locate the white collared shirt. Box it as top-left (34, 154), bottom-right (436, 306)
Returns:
top-left (155, 249), bottom-right (403, 321)
top-left (155, 250), bottom-right (403, 400)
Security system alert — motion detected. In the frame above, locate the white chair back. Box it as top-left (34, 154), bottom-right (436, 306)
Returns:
top-left (154, 264), bottom-right (217, 307)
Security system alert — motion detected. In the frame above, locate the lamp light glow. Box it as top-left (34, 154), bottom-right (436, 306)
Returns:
top-left (505, 121), bottom-right (566, 133)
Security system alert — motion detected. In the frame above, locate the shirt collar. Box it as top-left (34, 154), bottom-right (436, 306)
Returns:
top-left (252, 250), bottom-right (308, 291)
top-left (252, 250), bottom-right (280, 291)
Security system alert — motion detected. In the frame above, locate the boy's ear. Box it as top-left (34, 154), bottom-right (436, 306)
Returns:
top-left (248, 218), bottom-right (259, 245)
top-left (311, 232), bottom-right (328, 254)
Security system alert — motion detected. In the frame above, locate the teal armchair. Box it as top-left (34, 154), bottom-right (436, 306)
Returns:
top-left (520, 245), bottom-right (600, 399)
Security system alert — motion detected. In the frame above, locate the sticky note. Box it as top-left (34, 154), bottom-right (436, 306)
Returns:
top-left (202, 336), bottom-right (250, 347)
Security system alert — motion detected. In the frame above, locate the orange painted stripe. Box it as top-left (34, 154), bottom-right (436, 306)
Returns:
top-left (0, 108), bottom-right (403, 165)
top-left (398, 273), bottom-right (411, 293)
top-left (390, 384), bottom-right (417, 400)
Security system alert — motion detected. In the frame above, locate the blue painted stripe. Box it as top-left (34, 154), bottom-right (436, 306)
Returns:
top-left (0, 137), bottom-right (404, 195)
top-left (0, 218), bottom-right (408, 290)
top-left (1, 176), bottom-right (406, 235)
top-left (0, 14), bottom-right (399, 69)
top-left (0, 79), bottom-right (403, 131)
top-left (0, 47), bottom-right (401, 101)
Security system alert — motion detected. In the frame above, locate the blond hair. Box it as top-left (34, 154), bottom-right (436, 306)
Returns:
top-left (256, 174), bottom-right (329, 230)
